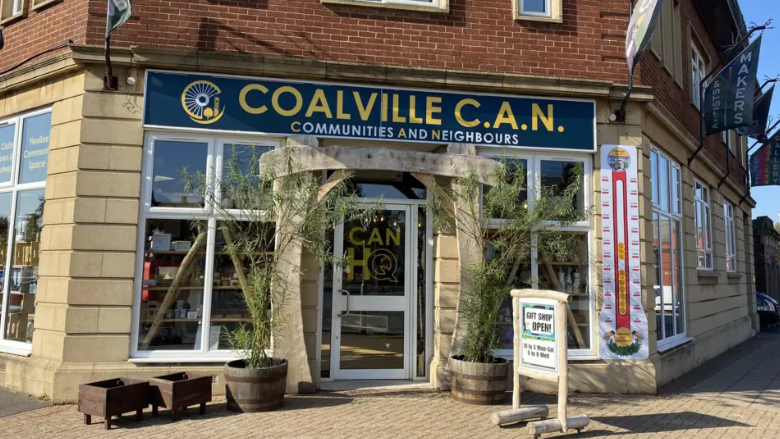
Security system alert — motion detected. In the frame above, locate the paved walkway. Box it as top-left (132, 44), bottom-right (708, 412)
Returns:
top-left (2, 331), bottom-right (780, 438)
top-left (0, 388), bottom-right (47, 419)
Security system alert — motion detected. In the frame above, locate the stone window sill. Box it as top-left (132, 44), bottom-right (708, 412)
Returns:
top-left (0, 12), bottom-right (25, 27)
top-left (515, 14), bottom-right (563, 24)
top-left (657, 336), bottom-right (693, 353)
top-left (321, 0), bottom-right (449, 14)
top-left (697, 270), bottom-right (719, 278)
top-left (727, 272), bottom-right (742, 279)
top-left (32, 0), bottom-right (63, 11)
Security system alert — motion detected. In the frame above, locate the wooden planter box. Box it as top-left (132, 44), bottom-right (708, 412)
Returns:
top-left (78, 378), bottom-right (149, 430)
top-left (148, 372), bottom-right (212, 421)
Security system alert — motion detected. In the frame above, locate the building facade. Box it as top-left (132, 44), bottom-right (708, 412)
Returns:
top-left (753, 216), bottom-right (780, 301)
top-left (0, 0), bottom-right (759, 401)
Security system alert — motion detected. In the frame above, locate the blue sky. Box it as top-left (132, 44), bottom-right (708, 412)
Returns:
top-left (740, 0), bottom-right (779, 220)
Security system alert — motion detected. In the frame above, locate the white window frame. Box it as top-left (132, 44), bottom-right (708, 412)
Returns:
top-left (694, 179), bottom-right (713, 270)
top-left (519, 0), bottom-right (551, 17)
top-left (0, 107), bottom-right (51, 357)
top-left (131, 131), bottom-right (281, 362)
top-left (651, 147), bottom-right (687, 349)
top-left (478, 149), bottom-right (595, 359)
top-left (341, 0), bottom-right (440, 7)
top-left (724, 201), bottom-right (736, 272)
top-left (691, 41), bottom-right (707, 109)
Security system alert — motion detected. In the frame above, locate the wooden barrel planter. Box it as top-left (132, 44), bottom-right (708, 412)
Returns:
top-left (224, 359), bottom-right (288, 412)
top-left (449, 355), bottom-right (509, 405)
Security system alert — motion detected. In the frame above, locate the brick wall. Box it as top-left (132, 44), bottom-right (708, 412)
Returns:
top-left (0, 0), bottom-right (748, 184)
top-left (636, 0), bottom-right (747, 187)
top-left (0, 0), bottom-right (89, 73)
top-left (83, 0), bottom-right (630, 81)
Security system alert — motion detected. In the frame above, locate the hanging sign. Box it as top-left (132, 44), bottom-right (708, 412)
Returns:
top-left (520, 299), bottom-right (558, 374)
top-left (750, 130), bottom-right (780, 187)
top-left (625, 0), bottom-right (665, 79)
top-left (704, 36), bottom-right (763, 136)
top-left (143, 70), bottom-right (596, 152)
top-left (598, 145), bottom-right (648, 360)
top-left (737, 86), bottom-right (774, 140)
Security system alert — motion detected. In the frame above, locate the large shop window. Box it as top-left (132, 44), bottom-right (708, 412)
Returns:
top-left (132, 133), bottom-right (279, 360)
top-left (651, 149), bottom-right (686, 346)
top-left (479, 150), bottom-right (594, 359)
top-left (694, 179), bottom-right (713, 270)
top-left (724, 202), bottom-right (737, 272)
top-left (0, 109), bottom-right (50, 355)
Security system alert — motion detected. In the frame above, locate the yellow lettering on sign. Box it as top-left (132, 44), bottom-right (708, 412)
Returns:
top-left (432, 130), bottom-right (441, 140)
top-left (408, 95), bottom-right (424, 124)
top-left (291, 121), bottom-right (301, 132)
top-left (336, 90), bottom-right (352, 120)
top-left (367, 228), bottom-right (384, 245)
top-left (455, 98), bottom-right (480, 128)
top-left (306, 89), bottom-right (333, 118)
top-left (426, 96), bottom-right (442, 125)
top-left (381, 93), bottom-right (389, 122)
top-left (398, 128), bottom-right (407, 139)
top-left (347, 247), bottom-right (370, 281)
top-left (493, 102), bottom-right (518, 129)
top-left (239, 84), bottom-right (269, 115)
top-left (386, 228), bottom-right (400, 246)
top-left (272, 86), bottom-right (303, 117)
top-left (349, 227), bottom-right (365, 245)
top-left (532, 103), bottom-right (554, 131)
top-left (392, 94), bottom-right (406, 123)
top-left (354, 92), bottom-right (378, 121)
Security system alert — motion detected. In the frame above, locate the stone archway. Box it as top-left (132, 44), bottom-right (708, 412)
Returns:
top-left (261, 137), bottom-right (501, 393)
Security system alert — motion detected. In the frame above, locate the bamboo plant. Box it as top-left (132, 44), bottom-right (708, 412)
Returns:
top-left (427, 159), bottom-right (590, 363)
top-left (185, 146), bottom-right (379, 369)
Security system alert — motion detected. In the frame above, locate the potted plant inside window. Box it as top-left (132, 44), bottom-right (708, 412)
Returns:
top-left (185, 146), bottom-right (378, 412)
top-left (427, 159), bottom-right (588, 405)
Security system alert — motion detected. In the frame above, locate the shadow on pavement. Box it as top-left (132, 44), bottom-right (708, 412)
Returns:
top-left (594, 411), bottom-right (750, 433)
top-left (0, 389), bottom-right (48, 418)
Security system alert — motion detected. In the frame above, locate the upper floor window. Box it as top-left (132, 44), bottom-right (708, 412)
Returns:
top-left (724, 202), bottom-right (737, 272)
top-left (515, 0), bottom-right (561, 22)
top-left (722, 130), bottom-right (734, 155)
top-left (694, 179), bottom-right (713, 269)
top-left (691, 40), bottom-right (708, 109)
top-left (1, 0), bottom-right (24, 22)
top-left (650, 0), bottom-right (683, 85)
top-left (321, 0), bottom-right (446, 13)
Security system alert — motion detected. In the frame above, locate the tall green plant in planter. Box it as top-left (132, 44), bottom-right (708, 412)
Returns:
top-left (186, 146), bottom-right (378, 412)
top-left (427, 159), bottom-right (589, 405)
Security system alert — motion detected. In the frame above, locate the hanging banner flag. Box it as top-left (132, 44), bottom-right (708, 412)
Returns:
top-left (737, 86), bottom-right (774, 140)
top-left (625, 0), bottom-right (665, 78)
top-left (750, 131), bottom-right (780, 187)
top-left (107, 0), bottom-right (132, 37)
top-left (704, 36), bottom-right (763, 135)
top-left (598, 145), bottom-right (648, 360)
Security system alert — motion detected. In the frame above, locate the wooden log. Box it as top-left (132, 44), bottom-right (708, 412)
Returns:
top-left (512, 297), bottom-right (521, 409)
top-left (141, 231), bottom-right (207, 349)
top-left (557, 300), bottom-right (568, 431)
top-left (317, 170), bottom-right (354, 203)
top-left (221, 226), bottom-right (250, 295)
top-left (539, 256), bottom-right (586, 349)
top-left (527, 415), bottom-right (590, 436)
top-left (491, 406), bottom-right (550, 426)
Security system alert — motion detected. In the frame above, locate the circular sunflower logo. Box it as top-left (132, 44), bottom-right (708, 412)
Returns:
top-left (181, 80), bottom-right (225, 125)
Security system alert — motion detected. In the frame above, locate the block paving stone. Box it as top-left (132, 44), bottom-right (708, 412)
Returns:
top-left (2, 330), bottom-right (780, 438)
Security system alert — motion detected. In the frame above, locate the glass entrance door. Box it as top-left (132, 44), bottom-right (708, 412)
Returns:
top-left (331, 205), bottom-right (413, 380)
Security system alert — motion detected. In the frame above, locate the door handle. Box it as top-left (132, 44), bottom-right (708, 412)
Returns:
top-left (338, 289), bottom-right (351, 317)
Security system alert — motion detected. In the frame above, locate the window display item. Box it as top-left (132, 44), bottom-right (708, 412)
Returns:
top-left (151, 233), bottom-right (172, 251)
top-left (172, 241), bottom-right (192, 252)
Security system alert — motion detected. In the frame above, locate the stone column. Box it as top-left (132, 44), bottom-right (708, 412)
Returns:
top-left (36, 66), bottom-right (143, 401)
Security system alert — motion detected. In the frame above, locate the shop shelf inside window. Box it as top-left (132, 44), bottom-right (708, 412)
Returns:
top-left (138, 219), bottom-right (272, 351)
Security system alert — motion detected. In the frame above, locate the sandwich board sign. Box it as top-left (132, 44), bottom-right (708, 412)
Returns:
top-left (520, 300), bottom-right (559, 374)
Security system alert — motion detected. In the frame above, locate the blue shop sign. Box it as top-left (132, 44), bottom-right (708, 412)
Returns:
top-left (144, 71), bottom-right (596, 151)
